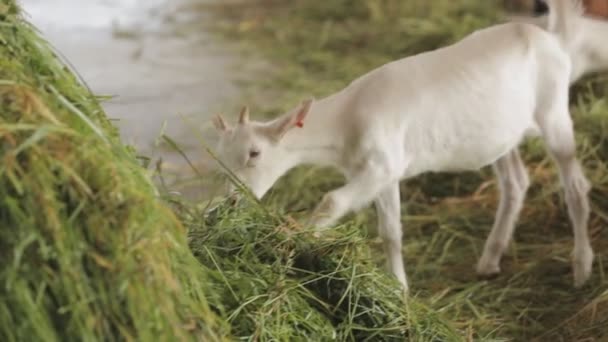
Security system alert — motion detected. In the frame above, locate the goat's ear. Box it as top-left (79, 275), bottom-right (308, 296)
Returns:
top-left (213, 114), bottom-right (229, 132)
top-left (267, 98), bottom-right (313, 142)
top-left (238, 106), bottom-right (250, 125)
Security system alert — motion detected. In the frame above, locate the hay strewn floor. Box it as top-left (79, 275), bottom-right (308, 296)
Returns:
top-left (189, 1), bottom-right (608, 340)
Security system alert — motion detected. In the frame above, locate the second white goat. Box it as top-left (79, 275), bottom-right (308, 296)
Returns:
top-left (511, 0), bottom-right (608, 82)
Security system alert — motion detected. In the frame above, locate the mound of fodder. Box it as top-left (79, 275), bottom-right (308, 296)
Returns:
top-left (192, 0), bottom-right (608, 340)
top-left (178, 195), bottom-right (461, 341)
top-left (0, 2), bottom-right (228, 340)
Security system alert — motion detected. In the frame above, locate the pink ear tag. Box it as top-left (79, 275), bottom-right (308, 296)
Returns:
top-left (296, 121), bottom-right (304, 128)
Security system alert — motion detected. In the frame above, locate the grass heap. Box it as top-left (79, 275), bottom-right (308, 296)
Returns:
top-left (179, 196), bottom-right (460, 341)
top-left (0, 2), bottom-right (228, 340)
top-left (187, 0), bottom-right (608, 340)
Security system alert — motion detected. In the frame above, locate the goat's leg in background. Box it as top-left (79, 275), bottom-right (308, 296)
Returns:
top-left (374, 184), bottom-right (408, 290)
top-left (477, 150), bottom-right (531, 275)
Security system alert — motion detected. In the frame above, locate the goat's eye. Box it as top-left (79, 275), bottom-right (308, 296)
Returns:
top-left (249, 149), bottom-right (260, 159)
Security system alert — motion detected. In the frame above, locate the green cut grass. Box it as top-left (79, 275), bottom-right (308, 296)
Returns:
top-left (179, 195), bottom-right (462, 341)
top-left (0, 1), bottom-right (228, 341)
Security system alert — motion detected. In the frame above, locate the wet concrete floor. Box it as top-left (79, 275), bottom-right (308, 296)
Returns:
top-left (20, 0), bottom-right (254, 199)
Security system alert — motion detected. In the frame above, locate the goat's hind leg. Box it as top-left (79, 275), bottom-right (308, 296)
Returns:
top-left (477, 149), bottom-right (530, 275)
top-left (538, 93), bottom-right (594, 287)
top-left (535, 73), bottom-right (593, 287)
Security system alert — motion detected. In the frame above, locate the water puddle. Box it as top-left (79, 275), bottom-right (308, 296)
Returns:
top-left (20, 0), bottom-right (169, 34)
top-left (19, 0), bottom-right (252, 199)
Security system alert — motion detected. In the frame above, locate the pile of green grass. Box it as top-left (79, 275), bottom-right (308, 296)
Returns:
top-left (0, 2), bottom-right (228, 340)
top-left (189, 0), bottom-right (608, 340)
top-left (178, 196), bottom-right (460, 341)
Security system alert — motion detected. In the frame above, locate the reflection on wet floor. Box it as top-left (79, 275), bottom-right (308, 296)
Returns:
top-left (19, 0), bottom-right (250, 200)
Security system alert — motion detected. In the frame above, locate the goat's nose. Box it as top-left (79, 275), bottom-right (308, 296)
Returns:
top-left (228, 191), bottom-right (241, 207)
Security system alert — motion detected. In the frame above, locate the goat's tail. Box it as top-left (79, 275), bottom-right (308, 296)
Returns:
top-left (545, 0), bottom-right (585, 49)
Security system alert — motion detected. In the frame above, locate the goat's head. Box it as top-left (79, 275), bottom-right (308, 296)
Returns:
top-left (213, 99), bottom-right (313, 200)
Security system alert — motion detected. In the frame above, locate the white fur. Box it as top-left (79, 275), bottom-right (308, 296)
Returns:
top-left (214, 0), bottom-right (595, 293)
top-left (510, 0), bottom-right (608, 82)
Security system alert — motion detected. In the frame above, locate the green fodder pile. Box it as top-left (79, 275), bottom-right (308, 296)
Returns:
top-left (179, 198), bottom-right (460, 341)
top-left (0, 2), bottom-right (228, 340)
top-left (186, 0), bottom-right (608, 340)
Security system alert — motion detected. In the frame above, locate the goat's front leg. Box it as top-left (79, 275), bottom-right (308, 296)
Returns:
top-left (308, 158), bottom-right (398, 229)
top-left (477, 149), bottom-right (530, 275)
top-left (374, 184), bottom-right (408, 291)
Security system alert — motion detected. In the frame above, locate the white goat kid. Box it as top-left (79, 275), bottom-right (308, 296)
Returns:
top-left (213, 0), bottom-right (594, 293)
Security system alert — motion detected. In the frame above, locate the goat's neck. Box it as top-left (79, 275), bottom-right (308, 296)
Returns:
top-left (280, 95), bottom-right (344, 169)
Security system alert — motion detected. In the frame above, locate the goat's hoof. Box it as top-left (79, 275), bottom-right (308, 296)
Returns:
top-left (476, 259), bottom-right (501, 277)
top-left (573, 246), bottom-right (594, 288)
top-left (398, 281), bottom-right (409, 298)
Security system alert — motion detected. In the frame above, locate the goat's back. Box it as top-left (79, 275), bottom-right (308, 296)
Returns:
top-left (338, 23), bottom-right (572, 176)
